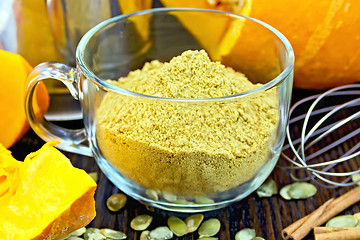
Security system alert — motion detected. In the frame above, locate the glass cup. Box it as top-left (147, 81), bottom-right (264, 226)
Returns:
top-left (25, 8), bottom-right (294, 212)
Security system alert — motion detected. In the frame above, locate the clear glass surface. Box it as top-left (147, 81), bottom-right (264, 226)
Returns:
top-left (27, 8), bottom-right (294, 212)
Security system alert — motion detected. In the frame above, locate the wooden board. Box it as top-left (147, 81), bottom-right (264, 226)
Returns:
top-left (9, 89), bottom-right (360, 240)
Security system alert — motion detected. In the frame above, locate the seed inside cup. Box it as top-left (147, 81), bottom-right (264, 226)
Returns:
top-left (194, 196), bottom-right (215, 204)
top-left (162, 192), bottom-right (177, 202)
top-left (145, 189), bottom-right (159, 201)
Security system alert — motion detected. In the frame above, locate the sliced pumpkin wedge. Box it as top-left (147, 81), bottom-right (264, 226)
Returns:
top-left (161, 0), bottom-right (253, 60)
top-left (0, 144), bottom-right (21, 198)
top-left (0, 141), bottom-right (97, 240)
top-left (118, 0), bottom-right (153, 41)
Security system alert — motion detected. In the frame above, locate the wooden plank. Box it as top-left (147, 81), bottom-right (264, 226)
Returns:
top-left (9, 89), bottom-right (360, 240)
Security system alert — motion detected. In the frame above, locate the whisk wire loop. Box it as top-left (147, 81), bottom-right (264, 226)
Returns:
top-left (281, 84), bottom-right (360, 188)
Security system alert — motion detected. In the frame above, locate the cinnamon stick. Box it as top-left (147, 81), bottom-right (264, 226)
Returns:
top-left (281, 186), bottom-right (360, 240)
top-left (282, 198), bottom-right (334, 240)
top-left (314, 227), bottom-right (360, 240)
top-left (281, 215), bottom-right (307, 239)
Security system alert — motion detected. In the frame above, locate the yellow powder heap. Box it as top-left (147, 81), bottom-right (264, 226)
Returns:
top-left (96, 50), bottom-right (279, 195)
top-left (116, 50), bottom-right (256, 98)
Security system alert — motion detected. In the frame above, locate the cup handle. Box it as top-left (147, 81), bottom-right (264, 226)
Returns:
top-left (25, 62), bottom-right (92, 157)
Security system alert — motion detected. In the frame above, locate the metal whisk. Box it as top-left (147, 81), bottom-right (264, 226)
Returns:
top-left (280, 84), bottom-right (360, 188)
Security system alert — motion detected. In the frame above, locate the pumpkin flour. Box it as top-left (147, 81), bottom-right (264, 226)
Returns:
top-left (96, 50), bottom-right (279, 195)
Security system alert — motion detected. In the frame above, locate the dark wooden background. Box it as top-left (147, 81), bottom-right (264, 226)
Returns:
top-left (10, 88), bottom-right (360, 240)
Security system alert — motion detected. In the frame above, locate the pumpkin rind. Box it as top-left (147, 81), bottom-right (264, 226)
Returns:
top-left (0, 50), bottom-right (49, 148)
top-left (161, 0), bottom-right (360, 90)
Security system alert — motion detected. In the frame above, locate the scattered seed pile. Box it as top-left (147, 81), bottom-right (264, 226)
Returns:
top-left (96, 50), bottom-right (279, 195)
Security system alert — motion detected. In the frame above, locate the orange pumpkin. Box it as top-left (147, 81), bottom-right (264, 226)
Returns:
top-left (118, 0), bottom-right (153, 41)
top-left (14, 0), bottom-right (63, 66)
top-left (0, 141), bottom-right (97, 240)
top-left (161, 0), bottom-right (360, 90)
top-left (0, 50), bottom-right (49, 148)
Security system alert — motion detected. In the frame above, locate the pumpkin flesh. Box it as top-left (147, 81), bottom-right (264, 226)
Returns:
top-left (0, 141), bottom-right (96, 240)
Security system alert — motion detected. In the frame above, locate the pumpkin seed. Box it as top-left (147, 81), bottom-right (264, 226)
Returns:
top-left (195, 196), bottom-right (215, 204)
top-left (162, 192), bottom-right (177, 202)
top-left (84, 228), bottom-right (106, 240)
top-left (174, 199), bottom-right (188, 204)
top-left (198, 218), bottom-right (221, 237)
top-left (185, 214), bottom-right (204, 233)
top-left (140, 230), bottom-right (151, 240)
top-left (167, 216), bottom-right (187, 237)
top-left (88, 172), bottom-right (99, 183)
top-left (280, 182), bottom-right (317, 200)
top-left (326, 215), bottom-right (358, 227)
top-left (252, 237), bottom-right (265, 240)
top-left (149, 226), bottom-right (173, 240)
top-left (67, 237), bottom-right (83, 240)
top-left (99, 229), bottom-right (127, 239)
top-left (145, 189), bottom-right (159, 201)
top-left (130, 214), bottom-right (153, 231)
top-left (256, 179), bottom-right (278, 197)
top-left (72, 227), bottom-right (87, 237)
top-left (57, 227), bottom-right (87, 240)
top-left (84, 228), bottom-right (100, 234)
top-left (351, 173), bottom-right (360, 185)
top-left (279, 185), bottom-right (292, 200)
top-left (197, 237), bottom-right (218, 240)
top-left (289, 182), bottom-right (317, 199)
top-left (353, 213), bottom-right (360, 227)
top-left (235, 228), bottom-right (256, 240)
top-left (106, 193), bottom-right (127, 212)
